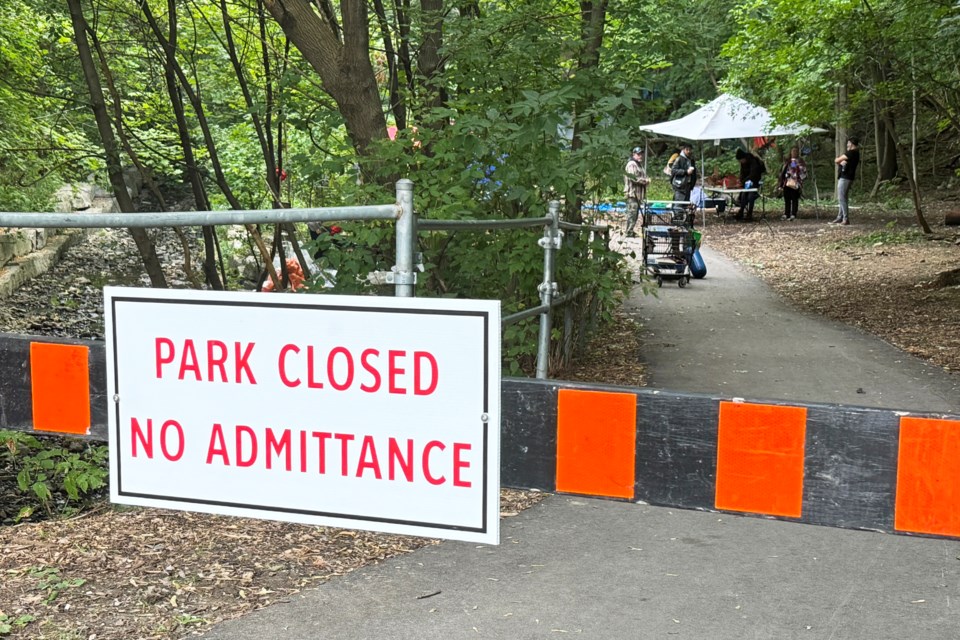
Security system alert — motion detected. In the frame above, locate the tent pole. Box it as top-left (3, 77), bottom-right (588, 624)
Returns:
top-left (644, 140), bottom-right (649, 210)
top-left (700, 140), bottom-right (707, 229)
top-left (808, 137), bottom-right (821, 219)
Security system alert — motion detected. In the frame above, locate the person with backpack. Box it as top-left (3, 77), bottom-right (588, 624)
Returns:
top-left (623, 146), bottom-right (650, 237)
top-left (777, 146), bottom-right (808, 221)
top-left (663, 148), bottom-right (680, 178)
top-left (670, 143), bottom-right (698, 203)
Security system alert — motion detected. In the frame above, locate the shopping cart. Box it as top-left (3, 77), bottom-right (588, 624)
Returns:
top-left (641, 202), bottom-right (696, 288)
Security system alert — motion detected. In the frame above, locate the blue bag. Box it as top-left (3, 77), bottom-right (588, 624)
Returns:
top-left (691, 249), bottom-right (707, 279)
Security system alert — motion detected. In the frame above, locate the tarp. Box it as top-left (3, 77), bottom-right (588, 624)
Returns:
top-left (638, 94), bottom-right (826, 141)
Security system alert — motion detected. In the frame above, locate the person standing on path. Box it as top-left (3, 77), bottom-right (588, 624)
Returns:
top-left (670, 143), bottom-right (697, 203)
top-left (734, 148), bottom-right (765, 222)
top-left (624, 147), bottom-right (649, 238)
top-left (833, 137), bottom-right (860, 225)
top-left (778, 146), bottom-right (808, 220)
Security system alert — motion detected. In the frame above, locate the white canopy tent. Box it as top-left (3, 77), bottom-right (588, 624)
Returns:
top-left (638, 93), bottom-right (826, 140)
top-left (637, 94), bottom-right (828, 215)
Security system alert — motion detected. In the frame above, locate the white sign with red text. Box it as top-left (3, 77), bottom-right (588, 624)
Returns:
top-left (104, 287), bottom-right (500, 544)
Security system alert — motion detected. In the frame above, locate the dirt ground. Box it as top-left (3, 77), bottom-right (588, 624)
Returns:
top-left (0, 329), bottom-right (635, 640)
top-left (0, 490), bottom-right (550, 639)
top-left (2, 197), bottom-right (958, 639)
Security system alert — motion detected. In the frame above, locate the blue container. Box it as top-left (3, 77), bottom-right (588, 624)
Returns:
top-left (691, 249), bottom-right (707, 279)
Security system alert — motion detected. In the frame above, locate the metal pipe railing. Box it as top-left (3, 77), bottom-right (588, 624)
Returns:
top-left (502, 304), bottom-right (550, 327)
top-left (535, 203), bottom-right (561, 379)
top-left (0, 184), bottom-right (608, 380)
top-left (418, 217), bottom-right (552, 231)
top-left (0, 205), bottom-right (400, 228)
top-left (394, 180), bottom-right (416, 297)
top-left (559, 220), bottom-right (608, 233)
top-left (500, 284), bottom-right (596, 327)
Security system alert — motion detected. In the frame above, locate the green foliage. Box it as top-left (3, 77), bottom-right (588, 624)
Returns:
top-left (0, 613), bottom-right (35, 636)
top-left (0, 0), bottom-right (772, 374)
top-left (2, 430), bottom-right (109, 520)
top-left (723, 0), bottom-right (960, 146)
top-left (607, 0), bottom-right (736, 113)
top-left (293, 2), bottom-right (645, 372)
top-left (869, 180), bottom-right (913, 210)
top-left (0, 1), bottom-right (86, 209)
top-left (28, 567), bottom-right (87, 604)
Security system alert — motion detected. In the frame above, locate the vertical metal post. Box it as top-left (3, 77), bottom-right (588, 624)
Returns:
top-left (394, 179), bottom-right (416, 297)
top-left (535, 201), bottom-right (560, 379)
top-left (563, 304), bottom-right (574, 368)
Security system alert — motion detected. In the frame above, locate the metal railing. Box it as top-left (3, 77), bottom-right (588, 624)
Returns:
top-left (419, 201), bottom-right (610, 378)
top-left (0, 179), bottom-right (610, 377)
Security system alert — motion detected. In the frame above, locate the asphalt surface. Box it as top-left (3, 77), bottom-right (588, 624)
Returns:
top-left (199, 244), bottom-right (960, 640)
top-left (627, 245), bottom-right (960, 413)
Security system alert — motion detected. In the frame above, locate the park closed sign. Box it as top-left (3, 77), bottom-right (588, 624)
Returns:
top-left (104, 288), bottom-right (501, 544)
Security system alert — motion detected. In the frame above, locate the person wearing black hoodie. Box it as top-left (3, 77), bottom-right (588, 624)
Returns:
top-left (734, 148), bottom-right (765, 222)
top-left (670, 143), bottom-right (698, 203)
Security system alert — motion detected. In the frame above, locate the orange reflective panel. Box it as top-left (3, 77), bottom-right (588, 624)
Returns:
top-left (715, 401), bottom-right (807, 518)
top-left (556, 389), bottom-right (636, 499)
top-left (895, 417), bottom-right (960, 537)
top-left (30, 342), bottom-right (91, 435)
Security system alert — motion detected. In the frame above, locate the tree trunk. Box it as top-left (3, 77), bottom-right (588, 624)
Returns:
top-left (869, 102), bottom-right (898, 197)
top-left (67, 0), bottom-right (167, 288)
top-left (88, 20), bottom-right (203, 290)
top-left (140, 0), bottom-right (280, 289)
top-left (373, 0), bottom-right (406, 130)
top-left (880, 111), bottom-right (931, 233)
top-left (160, 0), bottom-right (223, 289)
top-left (395, 0), bottom-right (415, 96)
top-left (567, 0), bottom-right (608, 223)
top-left (258, 0), bottom-right (278, 183)
top-left (418, 0), bottom-right (446, 119)
top-left (878, 121), bottom-right (898, 181)
top-left (264, 0), bottom-right (387, 170)
top-left (220, 0), bottom-right (282, 207)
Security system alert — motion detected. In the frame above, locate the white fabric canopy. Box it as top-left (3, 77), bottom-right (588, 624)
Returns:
top-left (638, 94), bottom-right (826, 141)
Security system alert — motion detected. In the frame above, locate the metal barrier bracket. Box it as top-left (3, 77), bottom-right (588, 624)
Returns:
top-left (386, 271), bottom-right (418, 285)
top-left (538, 234), bottom-right (563, 250)
top-left (538, 282), bottom-right (559, 296)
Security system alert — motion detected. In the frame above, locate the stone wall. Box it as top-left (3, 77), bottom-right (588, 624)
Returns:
top-left (0, 176), bottom-right (131, 298)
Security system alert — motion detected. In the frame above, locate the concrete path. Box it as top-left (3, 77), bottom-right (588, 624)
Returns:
top-left (199, 244), bottom-right (960, 640)
top-left (204, 497), bottom-right (960, 640)
top-left (625, 245), bottom-right (960, 413)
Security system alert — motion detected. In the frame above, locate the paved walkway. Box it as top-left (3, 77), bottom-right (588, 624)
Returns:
top-left (200, 245), bottom-right (960, 640)
top-left (626, 245), bottom-right (960, 413)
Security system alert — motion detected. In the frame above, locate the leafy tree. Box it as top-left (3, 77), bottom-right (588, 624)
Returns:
top-left (723, 0), bottom-right (960, 232)
top-left (0, 2), bottom-right (93, 210)
top-left (5, 0), bottom-right (757, 371)
top-left (67, 0), bottom-right (169, 285)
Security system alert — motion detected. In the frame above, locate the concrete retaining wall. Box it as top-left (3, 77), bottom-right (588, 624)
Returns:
top-left (0, 180), bottom-right (125, 299)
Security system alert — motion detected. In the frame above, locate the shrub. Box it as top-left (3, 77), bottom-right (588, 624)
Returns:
top-left (0, 431), bottom-right (108, 521)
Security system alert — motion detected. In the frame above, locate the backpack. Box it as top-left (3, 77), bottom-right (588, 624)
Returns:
top-left (663, 153), bottom-right (679, 176)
